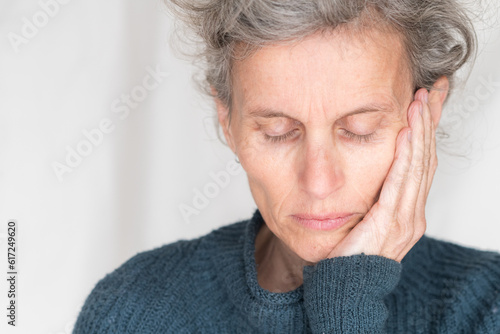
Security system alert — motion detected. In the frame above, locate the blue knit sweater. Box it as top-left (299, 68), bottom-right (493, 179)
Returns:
top-left (73, 209), bottom-right (500, 333)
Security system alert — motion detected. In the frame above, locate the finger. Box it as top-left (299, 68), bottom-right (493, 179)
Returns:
top-left (393, 96), bottom-right (425, 249)
top-left (377, 119), bottom-right (413, 221)
top-left (413, 89), bottom-right (431, 231)
top-left (397, 90), bottom-right (432, 261)
top-left (426, 98), bottom-right (438, 198)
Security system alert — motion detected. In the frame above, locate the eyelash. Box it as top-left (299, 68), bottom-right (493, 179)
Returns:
top-left (263, 129), bottom-right (376, 144)
top-left (263, 130), bottom-right (298, 143)
top-left (341, 130), bottom-right (376, 143)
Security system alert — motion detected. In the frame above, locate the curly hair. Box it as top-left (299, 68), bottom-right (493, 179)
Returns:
top-left (164, 0), bottom-right (478, 145)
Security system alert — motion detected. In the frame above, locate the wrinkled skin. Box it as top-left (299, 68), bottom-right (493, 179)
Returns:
top-left (214, 27), bottom-right (449, 292)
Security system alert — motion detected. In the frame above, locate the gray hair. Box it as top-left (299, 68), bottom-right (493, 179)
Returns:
top-left (164, 0), bottom-right (478, 145)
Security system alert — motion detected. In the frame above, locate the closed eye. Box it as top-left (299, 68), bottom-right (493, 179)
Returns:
top-left (263, 130), bottom-right (299, 143)
top-left (341, 129), bottom-right (376, 143)
top-left (262, 129), bottom-right (377, 144)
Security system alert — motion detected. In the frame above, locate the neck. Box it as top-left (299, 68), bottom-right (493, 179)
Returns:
top-left (254, 222), bottom-right (311, 293)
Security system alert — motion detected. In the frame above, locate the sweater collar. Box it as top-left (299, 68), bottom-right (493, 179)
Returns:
top-left (238, 207), bottom-right (429, 302)
top-left (212, 208), bottom-right (308, 332)
top-left (212, 208), bottom-right (429, 332)
top-left (243, 208), bottom-right (304, 304)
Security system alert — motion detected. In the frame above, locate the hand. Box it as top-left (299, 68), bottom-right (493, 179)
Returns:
top-left (327, 88), bottom-right (436, 263)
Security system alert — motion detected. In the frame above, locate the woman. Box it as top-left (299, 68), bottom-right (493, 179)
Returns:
top-left (73, 1), bottom-right (500, 333)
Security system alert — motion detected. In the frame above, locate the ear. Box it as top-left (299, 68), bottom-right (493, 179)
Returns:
top-left (211, 86), bottom-right (237, 153)
top-left (428, 76), bottom-right (449, 128)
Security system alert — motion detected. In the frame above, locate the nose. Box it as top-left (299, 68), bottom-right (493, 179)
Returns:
top-left (298, 139), bottom-right (344, 200)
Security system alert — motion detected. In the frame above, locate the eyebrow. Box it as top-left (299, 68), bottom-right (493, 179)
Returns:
top-left (246, 102), bottom-right (395, 121)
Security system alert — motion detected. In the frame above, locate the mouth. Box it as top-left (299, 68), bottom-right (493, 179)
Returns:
top-left (291, 213), bottom-right (355, 231)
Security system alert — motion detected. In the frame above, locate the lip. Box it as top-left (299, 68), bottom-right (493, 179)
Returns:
top-left (292, 213), bottom-right (354, 231)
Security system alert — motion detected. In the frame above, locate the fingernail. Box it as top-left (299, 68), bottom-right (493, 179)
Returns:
top-left (424, 90), bottom-right (429, 103)
top-left (419, 102), bottom-right (423, 115)
top-left (407, 130), bottom-right (412, 142)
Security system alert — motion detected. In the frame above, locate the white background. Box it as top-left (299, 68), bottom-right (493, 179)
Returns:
top-left (0, 1), bottom-right (499, 333)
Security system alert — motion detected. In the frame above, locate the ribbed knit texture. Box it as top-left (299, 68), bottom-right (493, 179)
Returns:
top-left (73, 209), bottom-right (500, 333)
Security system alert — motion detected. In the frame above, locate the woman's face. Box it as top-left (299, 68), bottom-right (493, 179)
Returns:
top-left (218, 28), bottom-right (414, 263)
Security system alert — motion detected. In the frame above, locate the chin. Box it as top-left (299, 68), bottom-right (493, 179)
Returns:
top-left (281, 218), bottom-right (357, 264)
top-left (286, 234), bottom-right (346, 265)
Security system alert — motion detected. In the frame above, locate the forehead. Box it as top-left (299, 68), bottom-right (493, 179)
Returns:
top-left (231, 27), bottom-right (412, 119)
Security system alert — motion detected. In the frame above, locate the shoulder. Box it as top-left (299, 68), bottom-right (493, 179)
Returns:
top-left (419, 234), bottom-right (500, 276)
top-left (404, 234), bottom-right (500, 332)
top-left (408, 234), bottom-right (500, 290)
top-left (73, 219), bottom-right (248, 333)
top-left (72, 239), bottom-right (199, 333)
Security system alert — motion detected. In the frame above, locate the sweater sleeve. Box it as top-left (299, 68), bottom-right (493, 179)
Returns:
top-left (473, 291), bottom-right (500, 334)
top-left (72, 240), bottom-right (195, 334)
top-left (302, 254), bottom-right (402, 334)
top-left (449, 251), bottom-right (500, 334)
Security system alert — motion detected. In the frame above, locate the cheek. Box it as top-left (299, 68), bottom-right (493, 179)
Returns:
top-left (237, 127), bottom-right (293, 185)
top-left (238, 125), bottom-right (399, 206)
top-left (242, 147), bottom-right (292, 200)
top-left (341, 141), bottom-right (397, 206)
top-left (237, 142), bottom-right (301, 222)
